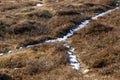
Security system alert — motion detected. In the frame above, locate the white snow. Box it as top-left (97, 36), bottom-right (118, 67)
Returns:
top-left (45, 7), bottom-right (119, 44)
top-left (69, 55), bottom-right (77, 59)
top-left (67, 51), bottom-right (73, 55)
top-left (69, 55), bottom-right (78, 63)
top-left (83, 69), bottom-right (90, 74)
top-left (0, 53), bottom-right (3, 56)
top-left (70, 48), bottom-right (75, 52)
top-left (70, 63), bottom-right (80, 70)
top-left (43, 7), bottom-right (120, 44)
top-left (64, 44), bottom-right (70, 48)
top-left (26, 45), bottom-right (32, 48)
top-left (19, 47), bottom-right (23, 50)
top-left (36, 3), bottom-right (43, 7)
top-left (92, 7), bottom-right (119, 20)
top-left (73, 20), bottom-right (90, 32)
top-left (45, 20), bottom-right (90, 43)
top-left (8, 50), bottom-right (12, 54)
top-left (0, 7), bottom-right (119, 71)
top-left (65, 44), bottom-right (80, 70)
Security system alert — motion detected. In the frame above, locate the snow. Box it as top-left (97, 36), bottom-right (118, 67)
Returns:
top-left (45, 20), bottom-right (90, 43)
top-left (70, 63), bottom-right (80, 70)
top-left (45, 39), bottom-right (58, 43)
top-left (92, 7), bottom-right (119, 20)
top-left (69, 55), bottom-right (78, 63)
top-left (64, 44), bottom-right (70, 48)
top-left (8, 50), bottom-right (12, 54)
top-left (0, 53), bottom-right (3, 56)
top-left (70, 48), bottom-right (75, 52)
top-left (19, 47), bottom-right (23, 50)
top-left (63, 8), bottom-right (119, 70)
top-left (83, 69), bottom-right (90, 74)
top-left (0, 6), bottom-right (119, 71)
top-left (65, 44), bottom-right (80, 70)
top-left (67, 51), bottom-right (73, 55)
top-left (45, 7), bottom-right (119, 44)
top-left (73, 20), bottom-right (90, 32)
top-left (36, 3), bottom-right (43, 7)
top-left (44, 7), bottom-right (120, 44)
top-left (26, 45), bottom-right (32, 48)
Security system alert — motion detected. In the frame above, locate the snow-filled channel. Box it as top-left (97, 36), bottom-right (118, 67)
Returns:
top-left (92, 7), bottom-right (119, 20)
top-left (0, 7), bottom-right (119, 70)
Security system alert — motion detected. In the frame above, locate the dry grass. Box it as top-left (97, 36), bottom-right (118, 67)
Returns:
top-left (0, 43), bottom-right (72, 80)
top-left (70, 8), bottom-right (120, 80)
top-left (0, 0), bottom-right (119, 80)
top-left (0, 0), bottom-right (115, 53)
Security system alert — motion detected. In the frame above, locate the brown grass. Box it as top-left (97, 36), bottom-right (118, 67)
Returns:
top-left (0, 42), bottom-right (71, 80)
top-left (70, 8), bottom-right (120, 79)
top-left (0, 0), bottom-right (115, 53)
top-left (0, 0), bottom-right (119, 80)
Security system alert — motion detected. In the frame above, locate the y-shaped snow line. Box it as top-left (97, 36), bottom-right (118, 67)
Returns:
top-left (0, 7), bottom-right (119, 59)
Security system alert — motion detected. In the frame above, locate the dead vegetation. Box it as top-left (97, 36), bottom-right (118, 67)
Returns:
top-left (70, 8), bottom-right (120, 80)
top-left (0, 0), bottom-right (119, 80)
top-left (0, 43), bottom-right (70, 80)
top-left (0, 0), bottom-right (115, 53)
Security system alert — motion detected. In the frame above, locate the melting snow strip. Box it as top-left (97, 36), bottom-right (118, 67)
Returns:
top-left (0, 7), bottom-right (119, 58)
top-left (64, 44), bottom-right (80, 70)
top-left (44, 7), bottom-right (119, 43)
top-left (45, 20), bottom-right (89, 43)
top-left (92, 7), bottom-right (119, 20)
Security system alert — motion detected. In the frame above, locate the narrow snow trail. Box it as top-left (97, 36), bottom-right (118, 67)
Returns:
top-left (0, 7), bottom-right (119, 70)
top-left (64, 44), bottom-right (80, 70)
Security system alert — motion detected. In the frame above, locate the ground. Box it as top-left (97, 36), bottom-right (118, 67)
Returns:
top-left (0, 0), bottom-right (120, 80)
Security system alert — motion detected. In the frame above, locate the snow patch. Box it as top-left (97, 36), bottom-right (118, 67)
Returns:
top-left (69, 55), bottom-right (78, 63)
top-left (64, 44), bottom-right (80, 70)
top-left (19, 47), bottom-right (23, 50)
top-left (8, 50), bottom-right (13, 54)
top-left (83, 69), bottom-right (90, 74)
top-left (70, 63), bottom-right (80, 70)
top-left (92, 7), bottom-right (119, 20)
top-left (36, 3), bottom-right (43, 7)
top-left (0, 53), bottom-right (3, 56)
top-left (64, 44), bottom-right (70, 48)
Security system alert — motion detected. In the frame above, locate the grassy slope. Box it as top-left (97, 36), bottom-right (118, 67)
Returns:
top-left (70, 8), bottom-right (120, 80)
top-left (0, 0), bottom-right (119, 80)
top-left (0, 0), bottom-right (114, 53)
